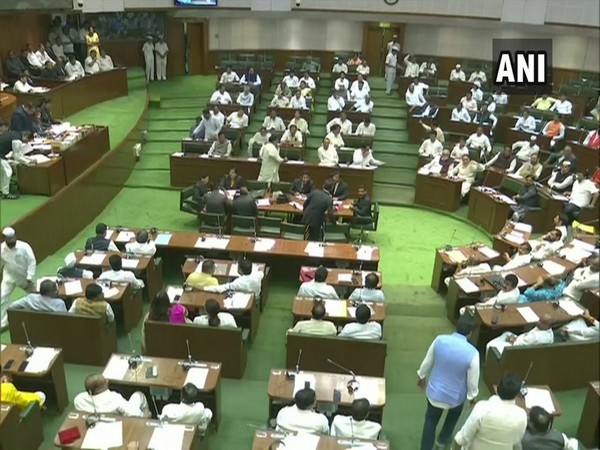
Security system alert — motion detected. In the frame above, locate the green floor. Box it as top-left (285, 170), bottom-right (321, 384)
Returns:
top-left (0, 72), bottom-right (589, 449)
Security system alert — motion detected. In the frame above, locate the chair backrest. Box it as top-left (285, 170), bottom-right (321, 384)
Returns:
top-left (144, 321), bottom-right (247, 379)
top-left (232, 215), bottom-right (256, 230)
top-left (8, 309), bottom-right (116, 366)
top-left (199, 212), bottom-right (226, 228)
top-left (247, 180), bottom-right (269, 191)
top-left (271, 181), bottom-right (292, 193)
top-left (286, 333), bottom-right (387, 377)
top-left (280, 222), bottom-right (305, 240)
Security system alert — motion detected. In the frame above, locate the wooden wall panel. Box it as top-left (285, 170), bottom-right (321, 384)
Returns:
top-left (101, 40), bottom-right (146, 69)
top-left (166, 19), bottom-right (185, 78)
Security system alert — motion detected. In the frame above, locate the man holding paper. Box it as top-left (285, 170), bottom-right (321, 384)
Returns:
top-left (302, 186), bottom-right (334, 242)
top-left (203, 258), bottom-right (263, 298)
top-left (459, 274), bottom-right (520, 315)
top-left (486, 314), bottom-right (554, 356)
top-left (160, 383), bottom-right (213, 432)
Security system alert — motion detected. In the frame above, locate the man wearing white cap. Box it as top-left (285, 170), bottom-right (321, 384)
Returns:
top-left (512, 135), bottom-right (540, 163)
top-left (450, 64), bottom-right (466, 82)
top-left (142, 36), bottom-right (155, 83)
top-left (0, 227), bottom-right (36, 329)
top-left (57, 252), bottom-right (94, 279)
top-left (386, 34), bottom-right (399, 52)
top-left (154, 36), bottom-right (169, 81)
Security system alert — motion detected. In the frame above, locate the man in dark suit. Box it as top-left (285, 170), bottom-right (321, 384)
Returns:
top-left (352, 186), bottom-right (372, 221)
top-left (219, 168), bottom-right (244, 190)
top-left (302, 186), bottom-right (334, 241)
top-left (6, 50), bottom-right (26, 83)
top-left (325, 172), bottom-right (349, 200)
top-left (10, 103), bottom-right (35, 133)
top-left (85, 223), bottom-right (118, 252)
top-left (192, 175), bottom-right (210, 208)
top-left (291, 172), bottom-right (314, 195)
top-left (232, 187), bottom-right (258, 217)
top-left (203, 185), bottom-right (230, 214)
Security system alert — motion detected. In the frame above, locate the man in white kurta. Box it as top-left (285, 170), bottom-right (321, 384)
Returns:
top-left (450, 155), bottom-right (484, 197)
top-left (562, 257), bottom-right (599, 301)
top-left (276, 388), bottom-right (329, 434)
top-left (160, 383), bottom-right (212, 432)
top-left (154, 36), bottom-right (169, 81)
top-left (74, 374), bottom-right (149, 417)
top-left (0, 227), bottom-right (36, 329)
top-left (142, 36), bottom-right (155, 82)
top-left (257, 137), bottom-right (284, 184)
top-left (317, 138), bottom-right (338, 167)
top-left (330, 399), bottom-right (381, 439)
top-left (486, 314), bottom-right (554, 356)
top-left (384, 48), bottom-right (399, 95)
top-left (97, 255), bottom-right (145, 290)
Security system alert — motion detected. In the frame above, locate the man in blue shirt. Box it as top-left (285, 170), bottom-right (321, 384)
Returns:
top-left (11, 279), bottom-right (66, 312)
top-left (417, 316), bottom-right (479, 450)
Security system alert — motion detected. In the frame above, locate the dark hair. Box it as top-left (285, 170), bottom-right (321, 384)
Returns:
top-left (552, 228), bottom-right (563, 239)
top-left (355, 304), bottom-right (371, 324)
top-left (205, 299), bottom-right (221, 327)
top-left (294, 387), bottom-right (316, 410)
top-left (85, 283), bottom-right (103, 300)
top-left (95, 223), bottom-right (107, 236)
top-left (311, 302), bottom-right (326, 320)
top-left (351, 398), bottom-right (371, 421)
top-left (39, 280), bottom-right (58, 297)
top-left (136, 230), bottom-right (148, 244)
top-left (108, 254), bottom-right (122, 271)
top-left (148, 291), bottom-right (170, 322)
top-left (268, 133), bottom-right (278, 143)
top-left (529, 406), bottom-right (552, 433)
top-left (238, 258), bottom-right (252, 275)
top-left (202, 259), bottom-right (215, 274)
top-left (314, 266), bottom-right (328, 283)
top-left (229, 167), bottom-right (238, 175)
top-left (455, 315), bottom-right (475, 336)
top-left (504, 274), bottom-right (519, 288)
top-left (520, 242), bottom-right (532, 253)
top-left (497, 372), bottom-right (522, 400)
top-left (181, 383), bottom-right (199, 405)
top-left (365, 273), bottom-right (379, 289)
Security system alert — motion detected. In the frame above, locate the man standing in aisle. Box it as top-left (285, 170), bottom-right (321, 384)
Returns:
top-left (302, 186), bottom-right (334, 241)
top-left (0, 227), bottom-right (36, 330)
top-left (142, 36), bottom-right (155, 83)
top-left (257, 134), bottom-right (285, 185)
top-left (417, 315), bottom-right (479, 450)
top-left (154, 36), bottom-right (169, 81)
top-left (385, 46), bottom-right (400, 95)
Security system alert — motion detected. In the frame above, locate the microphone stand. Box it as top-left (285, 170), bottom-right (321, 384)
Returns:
top-left (520, 362), bottom-right (534, 397)
top-left (286, 349), bottom-right (303, 380)
top-left (178, 339), bottom-right (196, 371)
top-left (85, 391), bottom-right (100, 428)
top-left (127, 333), bottom-right (142, 370)
top-left (444, 229), bottom-right (457, 251)
top-left (327, 358), bottom-right (360, 394)
top-left (21, 322), bottom-right (35, 357)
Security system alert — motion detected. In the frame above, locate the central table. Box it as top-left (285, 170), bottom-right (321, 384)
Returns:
top-left (414, 173), bottom-right (463, 212)
top-left (467, 187), bottom-right (513, 234)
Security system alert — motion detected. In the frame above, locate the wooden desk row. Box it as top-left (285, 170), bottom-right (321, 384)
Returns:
top-left (292, 297), bottom-right (385, 326)
top-left (251, 429), bottom-right (389, 449)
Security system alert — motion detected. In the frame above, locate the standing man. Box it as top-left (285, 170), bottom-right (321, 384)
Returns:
top-left (417, 316), bottom-right (479, 450)
top-left (142, 36), bottom-right (155, 83)
top-left (302, 186), bottom-right (334, 241)
top-left (257, 134), bottom-right (285, 185)
top-left (384, 47), bottom-right (399, 95)
top-left (0, 227), bottom-right (36, 330)
top-left (154, 36), bottom-right (169, 81)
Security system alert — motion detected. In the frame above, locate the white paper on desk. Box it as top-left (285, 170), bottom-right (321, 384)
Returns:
top-left (357, 245), bottom-right (375, 260)
top-left (247, 157), bottom-right (258, 162)
top-left (512, 222), bottom-right (532, 233)
top-left (305, 242), bottom-right (324, 257)
top-left (166, 286), bottom-right (184, 303)
top-left (105, 229), bottom-right (114, 239)
top-left (504, 232), bottom-right (525, 245)
top-left (561, 247), bottom-right (591, 264)
top-left (81, 420), bottom-right (123, 449)
top-left (224, 292), bottom-right (251, 309)
top-left (542, 260), bottom-right (566, 276)
top-left (293, 373), bottom-right (316, 395)
top-left (254, 238), bottom-right (275, 252)
top-left (524, 387), bottom-right (555, 413)
top-left (455, 278), bottom-right (479, 294)
top-left (478, 246), bottom-right (500, 259)
top-left (324, 299), bottom-right (347, 317)
top-left (102, 356), bottom-right (129, 380)
top-left (290, 201), bottom-right (304, 211)
top-left (354, 377), bottom-right (379, 404)
top-left (122, 258), bottom-right (140, 269)
top-left (102, 287), bottom-right (120, 299)
top-left (559, 299), bottom-right (584, 317)
top-left (79, 253), bottom-right (106, 266)
top-left (256, 198), bottom-right (270, 207)
top-left (446, 250), bottom-right (467, 264)
top-left (115, 231), bottom-right (135, 242)
top-left (148, 423), bottom-right (186, 450)
top-left (185, 367), bottom-right (209, 389)
top-left (0, 344), bottom-right (5, 352)
top-left (347, 304), bottom-right (374, 318)
top-left (552, 194), bottom-right (569, 201)
top-left (286, 160), bottom-right (305, 165)
top-left (571, 239), bottom-right (595, 253)
top-left (195, 237), bottom-right (230, 250)
top-left (338, 273), bottom-right (353, 283)
top-left (154, 233), bottom-right (172, 246)
top-left (517, 306), bottom-right (539, 323)
top-left (25, 347), bottom-right (59, 373)
top-left (283, 433), bottom-right (320, 450)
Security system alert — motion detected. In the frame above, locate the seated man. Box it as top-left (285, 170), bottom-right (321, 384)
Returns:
top-left (468, 69), bottom-right (487, 84)
top-left (69, 283), bottom-right (114, 323)
top-left (192, 175), bottom-right (210, 209)
top-left (466, 126), bottom-right (492, 160)
top-left (485, 146), bottom-right (517, 173)
top-left (512, 136), bottom-right (540, 163)
top-left (352, 146), bottom-right (384, 168)
top-left (270, 91), bottom-right (289, 108)
top-left (280, 124), bottom-right (303, 147)
top-left (209, 85), bottom-right (232, 105)
top-left (541, 115), bottom-right (565, 148)
top-left (219, 66), bottom-right (239, 84)
top-left (470, 82), bottom-right (484, 102)
top-left (159, 383), bottom-right (213, 432)
top-left (276, 388), bottom-right (329, 434)
top-left (297, 266), bottom-right (338, 298)
top-left (353, 95), bottom-right (374, 113)
top-left (352, 185), bottom-right (372, 218)
top-left (547, 161), bottom-right (574, 193)
top-left (331, 400), bottom-right (381, 440)
top-left (486, 314), bottom-right (554, 356)
top-left (236, 86), bottom-right (254, 108)
top-left (6, 50), bottom-right (26, 83)
top-left (74, 374), bottom-right (149, 417)
top-left (193, 298), bottom-right (237, 328)
top-left (226, 108), bottom-right (249, 129)
top-left (339, 304), bottom-right (382, 340)
top-left (518, 275), bottom-right (565, 304)
top-left (327, 91), bottom-right (345, 112)
top-left (530, 229), bottom-right (563, 260)
top-left (357, 60), bottom-right (370, 76)
top-left (450, 137), bottom-right (469, 159)
top-left (513, 154), bottom-right (543, 180)
top-left (418, 131), bottom-right (443, 158)
top-left (562, 257), bottom-right (599, 301)
top-left (493, 88), bottom-right (508, 105)
top-left (558, 310), bottom-right (599, 342)
top-left (332, 57), bottom-right (348, 74)
top-left (125, 230), bottom-right (157, 257)
top-left (290, 301), bottom-right (337, 336)
top-left (334, 72), bottom-right (349, 93)
top-left (232, 187), bottom-right (258, 217)
top-left (85, 223), bottom-right (119, 252)
top-left (460, 274), bottom-right (520, 316)
top-left (58, 252), bottom-right (94, 279)
top-left (84, 50), bottom-right (101, 74)
top-left (348, 271), bottom-right (383, 302)
top-left (13, 73), bottom-right (34, 93)
top-left (65, 55), bottom-right (84, 79)
top-left (207, 132), bottom-right (232, 157)
top-left (203, 184), bottom-right (230, 215)
top-left (355, 117), bottom-right (376, 136)
top-left (185, 259), bottom-right (219, 290)
top-left (326, 173), bottom-right (348, 200)
top-left (35, 44), bottom-right (54, 66)
top-left (300, 72), bottom-right (316, 90)
top-left (40, 61), bottom-right (58, 79)
top-left (531, 94), bottom-right (556, 111)
top-left (25, 44), bottom-right (43, 69)
top-left (419, 149), bottom-right (455, 176)
top-left (288, 110), bottom-right (309, 135)
top-left (451, 103), bottom-right (471, 123)
top-left (326, 112), bottom-right (352, 135)
top-left (562, 172), bottom-right (599, 223)
top-left (98, 50), bottom-right (114, 71)
top-left (326, 124), bottom-right (345, 149)
top-left (514, 110), bottom-right (537, 133)
top-left (419, 59), bottom-right (436, 78)
top-left (350, 75), bottom-right (370, 101)
top-left (492, 242), bottom-right (533, 271)
top-left (550, 94), bottom-right (573, 116)
top-left (282, 71), bottom-right (299, 89)
top-left (289, 91), bottom-right (308, 110)
top-left (403, 54), bottom-right (419, 77)
top-left (11, 279), bottom-right (66, 312)
top-left (247, 127), bottom-right (270, 155)
top-left (291, 172), bottom-right (314, 195)
top-left (240, 67), bottom-right (262, 86)
top-left (1, 369), bottom-right (46, 408)
top-left (317, 138), bottom-right (338, 167)
top-left (204, 258), bottom-right (263, 298)
top-left (449, 64), bottom-right (466, 81)
top-left (219, 168), bottom-right (243, 190)
top-left (262, 110), bottom-right (286, 133)
top-left (301, 57), bottom-right (320, 73)
top-left (521, 406), bottom-right (580, 450)
top-left (509, 174), bottom-right (538, 222)
top-left (544, 144), bottom-right (577, 170)
top-left (460, 92), bottom-right (478, 113)
top-left (98, 255), bottom-right (145, 290)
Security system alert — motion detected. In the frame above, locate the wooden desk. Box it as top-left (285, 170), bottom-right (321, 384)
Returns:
top-left (251, 429), bottom-right (390, 449)
top-left (299, 267), bottom-right (382, 289)
top-left (0, 93), bottom-right (17, 123)
top-left (103, 354), bottom-right (222, 429)
top-left (414, 173), bottom-right (462, 212)
top-left (169, 154), bottom-right (375, 198)
top-left (0, 344), bottom-right (68, 412)
top-left (0, 405), bottom-right (19, 450)
top-left (467, 187), bottom-right (513, 234)
top-left (17, 157), bottom-right (66, 195)
top-left (61, 126), bottom-right (110, 184)
top-left (493, 385), bottom-right (562, 416)
top-left (570, 141), bottom-right (599, 173)
top-left (267, 368), bottom-right (386, 422)
top-left (16, 69), bottom-right (128, 119)
top-left (492, 222), bottom-right (533, 254)
top-left (581, 289), bottom-right (600, 320)
top-left (267, 106), bottom-right (310, 121)
top-left (577, 381), bottom-right (600, 449)
top-left (292, 297), bottom-right (385, 327)
top-left (259, 195), bottom-right (354, 219)
top-left (0, 403), bottom-right (43, 450)
top-left (54, 412), bottom-right (203, 449)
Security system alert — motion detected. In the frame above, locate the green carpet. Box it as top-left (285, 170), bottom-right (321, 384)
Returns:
top-left (0, 73), bottom-right (589, 449)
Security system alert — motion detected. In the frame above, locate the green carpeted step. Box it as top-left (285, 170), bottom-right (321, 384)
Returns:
top-left (146, 131), bottom-right (188, 142)
top-left (160, 98), bottom-right (211, 109)
top-left (376, 153), bottom-right (419, 168)
top-left (147, 120), bottom-right (195, 131)
top-left (147, 110), bottom-right (201, 120)
top-left (374, 117), bottom-right (407, 129)
top-left (372, 106), bottom-right (401, 117)
top-left (135, 154), bottom-right (173, 170)
top-left (375, 129), bottom-right (408, 142)
top-left (373, 184), bottom-right (415, 206)
top-left (374, 167), bottom-right (416, 185)
top-left (124, 170), bottom-right (173, 188)
top-left (374, 142), bottom-right (416, 155)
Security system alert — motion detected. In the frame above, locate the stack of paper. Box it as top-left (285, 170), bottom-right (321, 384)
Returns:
top-left (571, 239), bottom-right (596, 252)
top-left (478, 246), bottom-right (500, 259)
top-left (290, 202), bottom-right (303, 211)
top-left (513, 222), bottom-right (532, 233)
top-left (115, 231), bottom-right (135, 242)
top-left (446, 250), bottom-right (467, 264)
top-left (63, 280), bottom-right (83, 296)
top-left (194, 237), bottom-right (230, 250)
top-left (154, 233), bottom-right (172, 246)
top-left (541, 260), bottom-right (565, 276)
top-left (524, 387), bottom-right (555, 413)
top-left (102, 356), bottom-right (129, 380)
top-left (286, 160), bottom-right (305, 165)
top-left (559, 299), bottom-right (584, 317)
top-left (324, 299), bottom-right (347, 317)
top-left (517, 306), bottom-right (539, 323)
top-left (305, 242), bottom-right (325, 258)
top-left (561, 246), bottom-right (591, 264)
top-left (79, 253), bottom-right (106, 266)
top-left (166, 286), bottom-right (184, 303)
top-left (337, 273), bottom-right (353, 283)
top-left (25, 347), bottom-right (59, 373)
top-left (293, 373), bottom-right (316, 395)
top-left (81, 421), bottom-right (123, 449)
top-left (504, 232), bottom-right (525, 244)
top-left (282, 433), bottom-right (320, 450)
top-left (356, 246), bottom-right (375, 260)
top-left (354, 378), bottom-right (380, 404)
top-left (223, 292), bottom-right (251, 309)
top-left (184, 367), bottom-right (209, 389)
top-left (122, 259), bottom-right (139, 269)
top-left (455, 278), bottom-right (479, 294)
top-left (254, 238), bottom-right (275, 252)
top-left (102, 287), bottom-right (120, 299)
top-left (148, 424), bottom-right (186, 450)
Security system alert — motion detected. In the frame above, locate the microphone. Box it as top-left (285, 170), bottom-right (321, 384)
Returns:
top-left (216, 214), bottom-right (223, 239)
top-left (22, 322), bottom-right (34, 357)
top-left (127, 333), bottom-right (142, 370)
top-left (445, 229), bottom-right (457, 251)
top-left (85, 390), bottom-right (100, 428)
top-left (152, 395), bottom-right (163, 426)
top-left (286, 349), bottom-right (303, 380)
top-left (326, 358), bottom-right (360, 394)
top-left (520, 362), bottom-right (534, 397)
top-left (179, 339), bottom-right (195, 371)
top-left (250, 217), bottom-right (258, 243)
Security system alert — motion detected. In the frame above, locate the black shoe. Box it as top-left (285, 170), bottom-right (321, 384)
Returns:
top-left (2, 193), bottom-right (18, 200)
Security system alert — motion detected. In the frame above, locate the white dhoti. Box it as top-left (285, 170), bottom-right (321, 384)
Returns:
top-left (1, 273), bottom-right (30, 327)
top-left (385, 67), bottom-right (396, 94)
top-left (460, 181), bottom-right (472, 197)
top-left (144, 56), bottom-right (155, 82)
top-left (156, 56), bottom-right (167, 80)
top-left (0, 159), bottom-right (12, 195)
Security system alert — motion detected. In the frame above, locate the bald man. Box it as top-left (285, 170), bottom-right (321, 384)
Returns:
top-left (486, 314), bottom-right (554, 356)
top-left (74, 374), bottom-right (150, 417)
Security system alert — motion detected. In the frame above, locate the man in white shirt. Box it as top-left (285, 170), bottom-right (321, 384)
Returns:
top-left (486, 314), bottom-right (554, 356)
top-left (262, 110), bottom-right (286, 132)
top-left (550, 94), bottom-right (573, 116)
top-left (513, 154), bottom-right (543, 180)
top-left (297, 266), bottom-right (338, 298)
top-left (226, 108), bottom-right (249, 129)
top-left (419, 149), bottom-right (455, 176)
top-left (51, 37), bottom-right (66, 60)
top-left (125, 230), bottom-right (156, 257)
top-left (154, 36), bottom-right (169, 81)
top-left (1, 227), bottom-right (36, 329)
top-left (451, 155), bottom-right (484, 197)
top-left (98, 254), bottom-right (145, 290)
top-left (159, 383), bottom-right (212, 432)
top-left (492, 242), bottom-right (533, 271)
top-left (207, 132), bottom-right (233, 157)
top-left (339, 304), bottom-right (382, 340)
top-left (466, 127), bottom-right (492, 160)
top-left (330, 399), bottom-right (381, 439)
top-left (191, 109), bottom-right (221, 141)
top-left (418, 131), bottom-right (443, 158)
top-left (514, 110), bottom-right (537, 133)
top-left (450, 64), bottom-right (466, 82)
top-left (352, 147), bottom-right (384, 168)
top-left (512, 136), bottom-right (539, 162)
top-left (493, 88), bottom-right (508, 105)
top-left (460, 274), bottom-right (520, 316)
top-left (356, 117), bottom-right (376, 136)
top-left (454, 372), bottom-right (527, 449)
top-left (326, 112), bottom-right (352, 135)
top-left (288, 110), bottom-right (309, 135)
top-left (468, 69), bottom-right (487, 84)
top-left (204, 258), bottom-right (263, 298)
top-left (220, 66), bottom-right (239, 84)
top-left (326, 125), bottom-right (345, 149)
top-left (282, 71), bottom-right (299, 89)
top-left (318, 138), bottom-right (338, 167)
top-left (451, 103), bottom-right (471, 123)
top-left (530, 229), bottom-right (563, 260)
top-left (300, 72), bottom-right (316, 90)
top-left (403, 54), bottom-right (419, 78)
top-left (247, 127), bottom-right (270, 156)
top-left (236, 86), bottom-right (254, 108)
top-left (406, 83), bottom-right (426, 112)
top-left (450, 138), bottom-right (469, 159)
top-left (563, 172), bottom-right (599, 222)
top-left (354, 95), bottom-right (374, 113)
top-left (276, 388), bottom-right (329, 434)
top-left (460, 92), bottom-right (478, 113)
top-left (332, 58), bottom-right (348, 74)
top-left (280, 124), bottom-right (303, 147)
top-left (74, 374), bottom-right (149, 417)
top-left (471, 82), bottom-right (484, 102)
top-left (384, 48), bottom-right (399, 95)
top-left (210, 85), bottom-right (232, 105)
top-left (327, 91), bottom-right (345, 112)
top-left (84, 50), bottom-right (101, 74)
top-left (98, 50), bottom-right (114, 72)
top-left (289, 91), bottom-right (308, 110)
top-left (13, 74), bottom-right (33, 93)
top-left (35, 44), bottom-right (54, 66)
top-left (559, 310), bottom-right (599, 342)
top-left (270, 92), bottom-right (289, 108)
top-left (348, 273), bottom-right (384, 302)
top-left (562, 257), bottom-right (599, 301)
top-left (142, 36), bottom-right (155, 82)
top-left (334, 72), bottom-right (349, 93)
top-left (25, 44), bottom-right (44, 69)
top-left (357, 60), bottom-right (370, 76)
top-left (65, 55), bottom-right (85, 79)
top-left (350, 75), bottom-right (370, 99)
top-left (290, 301), bottom-right (337, 336)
